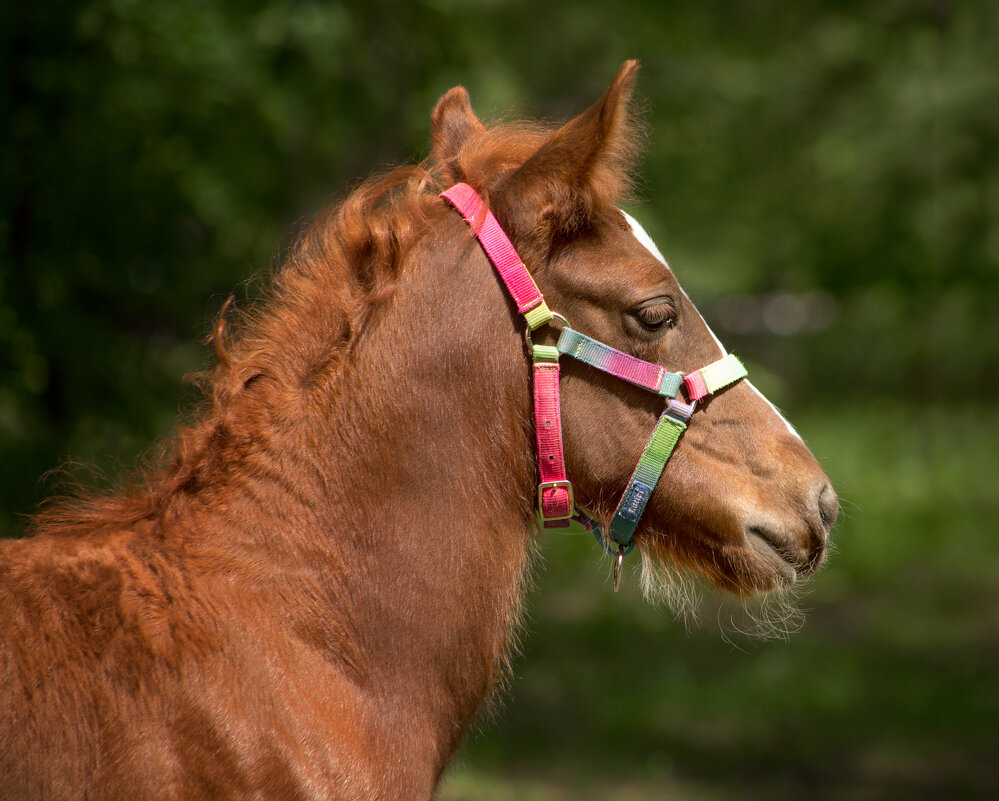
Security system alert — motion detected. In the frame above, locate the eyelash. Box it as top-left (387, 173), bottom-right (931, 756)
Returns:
top-left (634, 302), bottom-right (677, 330)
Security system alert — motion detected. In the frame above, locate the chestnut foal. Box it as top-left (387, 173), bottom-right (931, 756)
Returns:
top-left (0, 62), bottom-right (836, 800)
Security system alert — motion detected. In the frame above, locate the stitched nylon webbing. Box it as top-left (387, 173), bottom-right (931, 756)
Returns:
top-left (683, 353), bottom-right (747, 401)
top-left (440, 183), bottom-right (553, 329)
top-left (440, 182), bottom-right (749, 553)
top-left (532, 347), bottom-right (573, 521)
top-left (608, 399), bottom-right (694, 545)
top-left (556, 327), bottom-right (682, 398)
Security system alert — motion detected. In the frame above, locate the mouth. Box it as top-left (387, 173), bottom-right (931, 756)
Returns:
top-left (746, 528), bottom-right (799, 588)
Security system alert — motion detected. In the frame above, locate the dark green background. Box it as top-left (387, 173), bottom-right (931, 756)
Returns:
top-left (3, 1), bottom-right (997, 798)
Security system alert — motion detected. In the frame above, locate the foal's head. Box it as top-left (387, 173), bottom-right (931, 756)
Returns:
top-left (431, 61), bottom-right (837, 602)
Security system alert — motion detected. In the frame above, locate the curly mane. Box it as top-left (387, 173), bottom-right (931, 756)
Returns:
top-left (30, 120), bottom-right (575, 538)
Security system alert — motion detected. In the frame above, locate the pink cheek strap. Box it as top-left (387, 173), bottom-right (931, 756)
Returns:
top-left (532, 345), bottom-right (574, 523)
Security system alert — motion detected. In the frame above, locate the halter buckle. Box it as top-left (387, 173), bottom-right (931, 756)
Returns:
top-left (537, 480), bottom-right (574, 522)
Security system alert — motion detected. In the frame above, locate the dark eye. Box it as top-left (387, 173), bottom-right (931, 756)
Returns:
top-left (632, 300), bottom-right (677, 331)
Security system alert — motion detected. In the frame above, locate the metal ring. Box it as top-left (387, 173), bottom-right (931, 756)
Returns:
top-left (549, 311), bottom-right (570, 330)
top-left (523, 310), bottom-right (571, 355)
top-left (591, 527), bottom-right (634, 558)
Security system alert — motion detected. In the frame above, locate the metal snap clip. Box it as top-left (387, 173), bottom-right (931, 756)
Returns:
top-left (613, 545), bottom-right (625, 593)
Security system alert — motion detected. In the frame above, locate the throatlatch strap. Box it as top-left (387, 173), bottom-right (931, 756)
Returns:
top-left (440, 183), bottom-right (553, 329)
top-left (608, 399), bottom-right (694, 545)
top-left (532, 345), bottom-right (573, 523)
top-left (557, 327), bottom-right (684, 398)
top-left (683, 353), bottom-right (747, 402)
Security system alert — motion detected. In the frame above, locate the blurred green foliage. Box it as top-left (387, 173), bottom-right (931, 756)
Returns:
top-left (2, 1), bottom-right (997, 797)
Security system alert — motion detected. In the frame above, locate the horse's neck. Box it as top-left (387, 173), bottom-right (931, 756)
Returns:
top-left (220, 225), bottom-right (537, 760)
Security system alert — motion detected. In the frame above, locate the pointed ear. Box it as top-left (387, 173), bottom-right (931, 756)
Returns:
top-left (431, 86), bottom-right (486, 185)
top-left (499, 60), bottom-right (641, 241)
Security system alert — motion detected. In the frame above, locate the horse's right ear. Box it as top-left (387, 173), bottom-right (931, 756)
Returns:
top-left (496, 61), bottom-right (640, 244)
top-left (431, 86), bottom-right (485, 184)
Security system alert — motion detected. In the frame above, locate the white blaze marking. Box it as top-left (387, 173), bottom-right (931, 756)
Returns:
top-left (622, 210), bottom-right (801, 440)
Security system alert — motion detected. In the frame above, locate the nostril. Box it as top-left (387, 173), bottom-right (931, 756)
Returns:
top-left (817, 483), bottom-right (839, 531)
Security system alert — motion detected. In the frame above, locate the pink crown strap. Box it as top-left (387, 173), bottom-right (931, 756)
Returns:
top-left (440, 183), bottom-right (552, 328)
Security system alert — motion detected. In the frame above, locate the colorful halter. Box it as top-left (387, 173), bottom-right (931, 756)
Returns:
top-left (440, 182), bottom-right (747, 587)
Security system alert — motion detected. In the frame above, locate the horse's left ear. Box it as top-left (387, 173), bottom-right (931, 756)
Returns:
top-left (499, 60), bottom-right (641, 241)
top-left (431, 86), bottom-right (486, 185)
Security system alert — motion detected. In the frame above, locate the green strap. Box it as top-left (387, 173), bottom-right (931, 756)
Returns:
top-left (531, 344), bottom-right (560, 363)
top-left (524, 300), bottom-right (554, 330)
top-left (700, 353), bottom-right (747, 393)
top-left (607, 409), bottom-right (687, 545)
